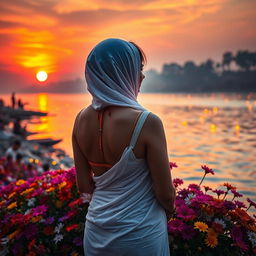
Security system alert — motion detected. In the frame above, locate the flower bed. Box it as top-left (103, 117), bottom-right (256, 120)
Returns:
top-left (0, 165), bottom-right (255, 255)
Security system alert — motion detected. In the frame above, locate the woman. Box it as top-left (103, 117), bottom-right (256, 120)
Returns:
top-left (72, 38), bottom-right (176, 256)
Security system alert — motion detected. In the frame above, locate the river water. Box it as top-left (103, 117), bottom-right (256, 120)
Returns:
top-left (1, 92), bottom-right (256, 211)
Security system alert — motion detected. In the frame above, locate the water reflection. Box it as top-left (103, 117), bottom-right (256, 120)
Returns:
top-left (1, 92), bottom-right (255, 212)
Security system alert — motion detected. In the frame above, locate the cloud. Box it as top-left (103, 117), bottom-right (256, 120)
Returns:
top-left (0, 0), bottom-right (255, 87)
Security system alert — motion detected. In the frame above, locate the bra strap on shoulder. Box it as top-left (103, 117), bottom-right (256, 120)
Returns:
top-left (129, 111), bottom-right (150, 148)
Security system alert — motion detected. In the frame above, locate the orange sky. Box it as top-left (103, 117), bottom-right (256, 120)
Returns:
top-left (0, 0), bottom-right (255, 90)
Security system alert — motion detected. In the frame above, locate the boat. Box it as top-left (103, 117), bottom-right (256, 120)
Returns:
top-left (28, 138), bottom-right (62, 147)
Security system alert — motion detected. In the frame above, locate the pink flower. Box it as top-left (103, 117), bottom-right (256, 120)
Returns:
top-left (201, 165), bottom-right (214, 175)
top-left (169, 162), bottom-right (178, 169)
top-left (31, 205), bottom-right (48, 216)
top-left (177, 205), bottom-right (196, 220)
top-left (173, 178), bottom-right (183, 188)
top-left (212, 189), bottom-right (225, 197)
top-left (167, 219), bottom-right (185, 233)
top-left (231, 189), bottom-right (243, 198)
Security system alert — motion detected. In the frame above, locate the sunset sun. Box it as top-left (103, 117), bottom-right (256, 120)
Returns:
top-left (36, 71), bottom-right (48, 82)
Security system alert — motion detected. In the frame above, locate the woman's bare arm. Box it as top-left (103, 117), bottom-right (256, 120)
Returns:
top-left (145, 113), bottom-right (176, 215)
top-left (72, 112), bottom-right (94, 194)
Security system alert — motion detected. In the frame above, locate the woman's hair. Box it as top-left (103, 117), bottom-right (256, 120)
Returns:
top-left (129, 41), bottom-right (147, 66)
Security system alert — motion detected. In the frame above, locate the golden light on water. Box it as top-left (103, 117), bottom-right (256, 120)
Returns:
top-left (36, 71), bottom-right (48, 82)
top-left (182, 121), bottom-right (188, 126)
top-left (210, 124), bottom-right (216, 133)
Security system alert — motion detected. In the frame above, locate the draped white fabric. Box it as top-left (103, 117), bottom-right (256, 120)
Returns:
top-left (85, 38), bottom-right (146, 111)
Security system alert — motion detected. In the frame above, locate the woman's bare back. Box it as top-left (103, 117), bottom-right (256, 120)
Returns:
top-left (73, 105), bottom-right (147, 176)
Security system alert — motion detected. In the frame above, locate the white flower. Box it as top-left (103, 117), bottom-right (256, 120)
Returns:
top-left (0, 237), bottom-right (8, 245)
top-left (247, 231), bottom-right (256, 247)
top-left (53, 234), bottom-right (63, 244)
top-left (185, 193), bottom-right (195, 205)
top-left (27, 198), bottom-right (36, 207)
top-left (54, 223), bottom-right (64, 233)
top-left (81, 193), bottom-right (92, 203)
top-left (24, 209), bottom-right (31, 215)
top-left (214, 218), bottom-right (226, 229)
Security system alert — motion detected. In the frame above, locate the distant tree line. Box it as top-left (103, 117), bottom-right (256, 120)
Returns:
top-left (142, 50), bottom-right (256, 93)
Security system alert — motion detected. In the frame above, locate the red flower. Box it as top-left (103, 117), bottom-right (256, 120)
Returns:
top-left (177, 205), bottom-right (196, 221)
top-left (66, 224), bottom-right (80, 232)
top-left (173, 178), bottom-right (183, 188)
top-left (201, 165), bottom-right (214, 175)
top-left (223, 183), bottom-right (236, 191)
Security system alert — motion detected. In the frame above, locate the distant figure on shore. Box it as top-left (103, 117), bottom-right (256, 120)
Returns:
top-left (11, 92), bottom-right (16, 109)
top-left (6, 140), bottom-right (22, 161)
top-left (13, 118), bottom-right (26, 137)
top-left (0, 98), bottom-right (4, 108)
top-left (18, 99), bottom-right (24, 109)
top-left (72, 38), bottom-right (175, 255)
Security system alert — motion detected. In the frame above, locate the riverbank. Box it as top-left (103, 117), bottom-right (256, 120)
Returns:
top-left (0, 94), bottom-right (73, 184)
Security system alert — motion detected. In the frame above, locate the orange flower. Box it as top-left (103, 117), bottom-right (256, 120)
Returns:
top-left (21, 188), bottom-right (34, 196)
top-left (194, 222), bottom-right (208, 232)
top-left (8, 192), bottom-right (16, 199)
top-left (46, 187), bottom-right (55, 193)
top-left (234, 208), bottom-right (252, 222)
top-left (205, 233), bottom-right (218, 248)
top-left (16, 179), bottom-right (26, 186)
top-left (31, 216), bottom-right (43, 223)
top-left (43, 226), bottom-right (54, 236)
top-left (7, 202), bottom-right (17, 210)
top-left (223, 183), bottom-right (236, 191)
top-left (8, 230), bottom-right (20, 240)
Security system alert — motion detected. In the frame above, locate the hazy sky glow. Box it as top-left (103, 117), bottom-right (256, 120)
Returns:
top-left (0, 0), bottom-right (255, 90)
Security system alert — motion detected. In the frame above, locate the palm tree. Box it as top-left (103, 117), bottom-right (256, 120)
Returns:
top-left (222, 52), bottom-right (233, 71)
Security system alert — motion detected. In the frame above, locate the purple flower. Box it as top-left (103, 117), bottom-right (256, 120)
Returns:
top-left (234, 201), bottom-right (246, 209)
top-left (59, 215), bottom-right (70, 222)
top-left (23, 224), bottom-right (38, 240)
top-left (44, 216), bottom-right (55, 224)
top-left (31, 205), bottom-right (48, 216)
top-left (247, 198), bottom-right (256, 208)
top-left (173, 178), bottom-right (183, 188)
top-left (231, 189), bottom-right (243, 198)
top-left (182, 224), bottom-right (196, 240)
top-left (73, 237), bottom-right (83, 246)
top-left (201, 165), bottom-right (214, 175)
top-left (223, 200), bottom-right (236, 210)
top-left (167, 219), bottom-right (185, 233)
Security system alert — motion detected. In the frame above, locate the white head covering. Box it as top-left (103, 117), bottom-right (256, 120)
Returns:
top-left (85, 38), bottom-right (146, 111)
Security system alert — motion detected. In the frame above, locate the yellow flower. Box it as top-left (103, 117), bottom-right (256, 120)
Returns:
top-left (16, 179), bottom-right (26, 186)
top-left (8, 192), bottom-right (16, 199)
top-left (46, 187), bottom-right (55, 193)
top-left (31, 216), bottom-right (43, 223)
top-left (8, 230), bottom-right (20, 240)
top-left (194, 221), bottom-right (208, 232)
top-left (205, 233), bottom-right (218, 248)
top-left (58, 181), bottom-right (67, 190)
top-left (20, 188), bottom-right (34, 196)
top-left (7, 202), bottom-right (17, 210)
